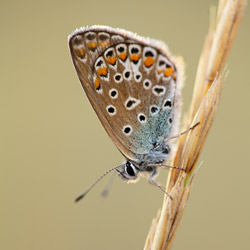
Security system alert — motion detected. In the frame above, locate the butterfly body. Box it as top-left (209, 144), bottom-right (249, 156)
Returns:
top-left (69, 26), bottom-right (183, 186)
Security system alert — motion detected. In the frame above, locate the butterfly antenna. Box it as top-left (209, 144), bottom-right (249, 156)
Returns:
top-left (75, 165), bottom-right (123, 203)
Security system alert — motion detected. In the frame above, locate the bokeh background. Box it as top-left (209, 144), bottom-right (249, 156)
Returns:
top-left (1, 0), bottom-right (249, 249)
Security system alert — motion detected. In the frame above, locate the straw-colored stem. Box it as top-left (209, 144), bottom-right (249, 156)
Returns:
top-left (144, 0), bottom-right (246, 249)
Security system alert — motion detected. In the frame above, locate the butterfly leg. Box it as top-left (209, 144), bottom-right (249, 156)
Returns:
top-left (148, 168), bottom-right (173, 200)
top-left (165, 122), bottom-right (200, 143)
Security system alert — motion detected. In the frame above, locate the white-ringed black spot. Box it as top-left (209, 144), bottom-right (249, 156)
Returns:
top-left (126, 100), bottom-right (135, 108)
top-left (109, 88), bottom-right (118, 99)
top-left (106, 50), bottom-right (113, 57)
top-left (114, 73), bottom-right (122, 83)
top-left (145, 51), bottom-right (154, 57)
top-left (150, 105), bottom-right (159, 115)
top-left (164, 99), bottom-right (172, 108)
top-left (138, 113), bottom-right (147, 123)
top-left (152, 85), bottom-right (166, 96)
top-left (135, 73), bottom-right (142, 82)
top-left (106, 105), bottom-right (116, 116)
top-left (124, 71), bottom-right (130, 79)
top-left (143, 79), bottom-right (152, 89)
top-left (131, 47), bottom-right (139, 54)
top-left (125, 97), bottom-right (140, 110)
top-left (159, 60), bottom-right (165, 66)
top-left (123, 125), bottom-right (133, 136)
top-left (96, 59), bottom-right (103, 67)
top-left (118, 46), bottom-right (125, 53)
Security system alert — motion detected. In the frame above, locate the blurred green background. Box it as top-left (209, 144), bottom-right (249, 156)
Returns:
top-left (1, 0), bottom-right (249, 249)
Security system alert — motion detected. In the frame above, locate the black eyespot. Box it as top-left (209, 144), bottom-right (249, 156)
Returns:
top-left (96, 60), bottom-right (103, 67)
top-left (125, 71), bottom-right (130, 78)
top-left (136, 74), bottom-right (141, 80)
top-left (145, 51), bottom-right (154, 57)
top-left (107, 106), bottom-right (115, 114)
top-left (110, 90), bottom-right (117, 97)
top-left (118, 46), bottom-right (125, 53)
top-left (139, 114), bottom-right (146, 122)
top-left (169, 118), bottom-right (172, 123)
top-left (159, 60), bottom-right (165, 66)
top-left (124, 126), bottom-right (131, 134)
top-left (106, 50), bottom-right (113, 57)
top-left (115, 74), bottom-right (121, 81)
top-left (131, 47), bottom-right (139, 54)
top-left (153, 87), bottom-right (165, 94)
top-left (126, 100), bottom-right (135, 108)
top-left (144, 81), bottom-right (149, 87)
top-left (151, 106), bottom-right (158, 113)
top-left (164, 100), bottom-right (172, 107)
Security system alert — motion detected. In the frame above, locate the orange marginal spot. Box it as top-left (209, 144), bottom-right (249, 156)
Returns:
top-left (99, 41), bottom-right (110, 48)
top-left (75, 48), bottom-right (85, 58)
top-left (97, 67), bottom-right (108, 76)
top-left (118, 52), bottom-right (128, 61)
top-left (87, 41), bottom-right (97, 49)
top-left (157, 69), bottom-right (163, 74)
top-left (130, 54), bottom-right (141, 62)
top-left (164, 67), bottom-right (174, 77)
top-left (107, 56), bottom-right (116, 65)
top-left (94, 78), bottom-right (100, 89)
top-left (173, 74), bottom-right (177, 81)
top-left (144, 56), bottom-right (154, 67)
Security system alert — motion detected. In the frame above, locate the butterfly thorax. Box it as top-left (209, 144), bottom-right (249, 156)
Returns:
top-left (134, 142), bottom-right (171, 165)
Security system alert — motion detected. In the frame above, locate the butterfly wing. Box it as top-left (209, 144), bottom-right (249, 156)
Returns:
top-left (69, 26), bottom-right (183, 162)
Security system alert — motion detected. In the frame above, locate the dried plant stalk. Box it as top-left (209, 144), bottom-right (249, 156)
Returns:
top-left (144, 0), bottom-right (246, 249)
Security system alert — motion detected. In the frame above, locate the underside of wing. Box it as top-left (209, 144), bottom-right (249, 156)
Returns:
top-left (69, 26), bottom-right (183, 161)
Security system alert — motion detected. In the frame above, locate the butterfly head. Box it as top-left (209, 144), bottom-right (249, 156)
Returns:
top-left (118, 161), bottom-right (140, 183)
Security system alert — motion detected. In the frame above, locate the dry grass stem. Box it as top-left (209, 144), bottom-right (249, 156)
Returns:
top-left (144, 0), bottom-right (246, 249)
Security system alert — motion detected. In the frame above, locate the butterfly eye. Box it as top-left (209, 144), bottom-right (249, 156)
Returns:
top-left (125, 161), bottom-right (138, 177)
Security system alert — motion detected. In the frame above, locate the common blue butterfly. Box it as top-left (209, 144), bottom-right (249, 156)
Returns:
top-left (68, 26), bottom-right (194, 201)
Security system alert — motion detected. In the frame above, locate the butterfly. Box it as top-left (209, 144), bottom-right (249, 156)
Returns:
top-left (68, 25), bottom-right (192, 201)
